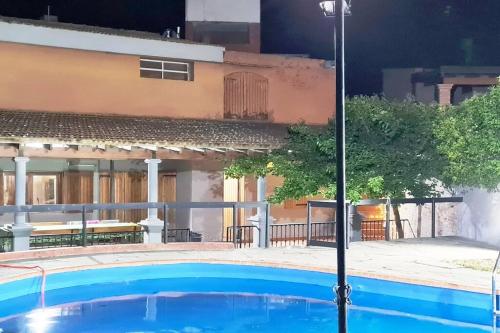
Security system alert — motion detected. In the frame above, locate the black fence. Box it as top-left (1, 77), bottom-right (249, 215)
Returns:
top-left (225, 222), bottom-right (336, 248)
top-left (307, 197), bottom-right (463, 247)
top-left (0, 233), bottom-right (12, 253)
top-left (29, 230), bottom-right (143, 249)
top-left (271, 222), bottom-right (335, 247)
top-left (226, 225), bottom-right (256, 248)
top-left (28, 228), bottom-right (195, 249)
top-left (162, 228), bottom-right (195, 243)
top-left (361, 219), bottom-right (412, 241)
top-left (0, 201), bottom-right (269, 252)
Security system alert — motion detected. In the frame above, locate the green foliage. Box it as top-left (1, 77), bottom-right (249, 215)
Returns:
top-left (434, 85), bottom-right (500, 190)
top-left (225, 96), bottom-right (446, 203)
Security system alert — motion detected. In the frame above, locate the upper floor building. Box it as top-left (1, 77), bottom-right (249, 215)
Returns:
top-left (185, 0), bottom-right (261, 53)
top-left (383, 66), bottom-right (500, 106)
top-left (0, 14), bottom-right (334, 125)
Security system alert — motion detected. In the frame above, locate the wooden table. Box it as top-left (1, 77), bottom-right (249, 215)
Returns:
top-left (29, 222), bottom-right (141, 235)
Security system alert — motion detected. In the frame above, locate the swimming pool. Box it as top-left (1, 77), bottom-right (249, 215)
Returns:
top-left (0, 263), bottom-right (497, 332)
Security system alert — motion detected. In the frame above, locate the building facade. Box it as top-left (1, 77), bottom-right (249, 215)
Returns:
top-left (383, 66), bottom-right (500, 106)
top-left (0, 7), bottom-right (335, 249)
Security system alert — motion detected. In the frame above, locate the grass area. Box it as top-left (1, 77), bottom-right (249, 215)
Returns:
top-left (453, 259), bottom-right (495, 272)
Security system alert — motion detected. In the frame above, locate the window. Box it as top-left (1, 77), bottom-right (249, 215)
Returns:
top-left (140, 58), bottom-right (193, 81)
top-left (192, 22), bottom-right (250, 45)
top-left (32, 175), bottom-right (58, 205)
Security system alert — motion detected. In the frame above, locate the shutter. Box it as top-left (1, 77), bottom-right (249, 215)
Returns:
top-left (224, 72), bottom-right (269, 120)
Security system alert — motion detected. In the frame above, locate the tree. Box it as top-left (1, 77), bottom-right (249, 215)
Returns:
top-left (434, 84), bottom-right (500, 190)
top-left (225, 96), bottom-right (446, 237)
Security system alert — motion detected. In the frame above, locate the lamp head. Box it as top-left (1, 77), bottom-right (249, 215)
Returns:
top-left (319, 0), bottom-right (352, 17)
top-left (319, 1), bottom-right (334, 17)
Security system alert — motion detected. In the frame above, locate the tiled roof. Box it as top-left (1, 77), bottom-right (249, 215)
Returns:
top-left (0, 15), bottom-right (201, 45)
top-left (0, 110), bottom-right (289, 150)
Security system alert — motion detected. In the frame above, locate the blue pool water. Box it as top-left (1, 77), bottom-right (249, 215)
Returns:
top-left (0, 264), bottom-right (497, 333)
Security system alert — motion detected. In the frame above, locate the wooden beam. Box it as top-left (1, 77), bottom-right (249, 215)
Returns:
top-left (0, 143), bottom-right (249, 160)
top-left (186, 147), bottom-right (205, 153)
top-left (116, 145), bottom-right (132, 151)
top-left (163, 146), bottom-right (182, 153)
top-left (227, 148), bottom-right (246, 154)
top-left (137, 144), bottom-right (157, 152)
top-left (207, 148), bottom-right (226, 153)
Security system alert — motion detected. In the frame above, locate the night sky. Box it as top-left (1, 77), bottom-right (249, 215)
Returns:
top-left (1, 0), bottom-right (500, 95)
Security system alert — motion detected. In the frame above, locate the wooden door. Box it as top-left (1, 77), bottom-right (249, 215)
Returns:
top-left (2, 173), bottom-right (16, 205)
top-left (158, 173), bottom-right (176, 225)
top-left (61, 171), bottom-right (93, 204)
top-left (99, 173), bottom-right (111, 220)
top-left (223, 177), bottom-right (245, 240)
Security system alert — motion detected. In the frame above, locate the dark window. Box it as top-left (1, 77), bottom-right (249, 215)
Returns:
top-left (192, 22), bottom-right (250, 45)
top-left (140, 58), bottom-right (193, 81)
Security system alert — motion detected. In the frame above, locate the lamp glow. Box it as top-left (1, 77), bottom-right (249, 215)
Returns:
top-left (319, 1), bottom-right (352, 17)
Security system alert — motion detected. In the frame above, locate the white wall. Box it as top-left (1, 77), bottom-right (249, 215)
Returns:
top-left (0, 21), bottom-right (224, 63)
top-left (456, 188), bottom-right (500, 247)
top-left (173, 160), bottom-right (224, 241)
top-left (396, 187), bottom-right (500, 247)
top-left (190, 168), bottom-right (224, 241)
top-left (186, 0), bottom-right (260, 23)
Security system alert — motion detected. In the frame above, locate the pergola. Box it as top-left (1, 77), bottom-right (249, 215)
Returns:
top-left (0, 109), bottom-right (288, 250)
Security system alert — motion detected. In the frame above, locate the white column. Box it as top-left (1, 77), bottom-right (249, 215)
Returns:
top-left (256, 176), bottom-right (266, 217)
top-left (14, 157), bottom-right (29, 226)
top-left (11, 157), bottom-right (33, 251)
top-left (92, 165), bottom-right (100, 220)
top-left (248, 176), bottom-right (272, 248)
top-left (146, 159), bottom-right (161, 220)
top-left (140, 159), bottom-right (163, 244)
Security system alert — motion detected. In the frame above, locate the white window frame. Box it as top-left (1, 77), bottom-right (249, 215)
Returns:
top-left (140, 58), bottom-right (192, 81)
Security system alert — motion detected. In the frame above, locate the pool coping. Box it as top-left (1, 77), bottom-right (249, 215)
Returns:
top-left (0, 243), bottom-right (234, 262)
top-left (0, 244), bottom-right (495, 296)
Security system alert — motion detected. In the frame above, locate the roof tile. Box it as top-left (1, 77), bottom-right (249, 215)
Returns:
top-left (0, 110), bottom-right (288, 149)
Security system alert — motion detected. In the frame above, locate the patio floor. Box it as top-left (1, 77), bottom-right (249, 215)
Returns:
top-left (0, 236), bottom-right (498, 293)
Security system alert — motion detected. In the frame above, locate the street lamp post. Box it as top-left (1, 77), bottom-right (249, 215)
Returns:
top-left (319, 1), bottom-right (352, 333)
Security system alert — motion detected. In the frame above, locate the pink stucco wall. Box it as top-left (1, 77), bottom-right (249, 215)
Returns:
top-left (0, 42), bottom-right (334, 125)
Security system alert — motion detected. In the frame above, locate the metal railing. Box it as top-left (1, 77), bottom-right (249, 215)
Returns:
top-left (493, 251), bottom-right (500, 316)
top-left (225, 225), bottom-right (256, 248)
top-left (162, 228), bottom-right (194, 243)
top-left (361, 219), bottom-right (412, 241)
top-left (30, 230), bottom-right (144, 249)
top-left (306, 197), bottom-right (463, 247)
top-left (0, 201), bottom-right (269, 251)
top-left (225, 222), bottom-right (336, 248)
top-left (225, 219), bottom-right (417, 248)
top-left (28, 227), bottom-right (196, 249)
top-left (0, 233), bottom-right (13, 252)
top-left (271, 222), bottom-right (335, 247)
